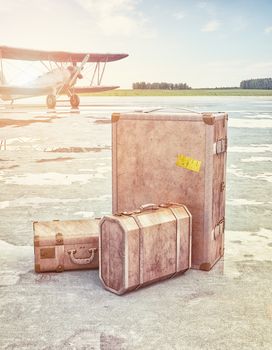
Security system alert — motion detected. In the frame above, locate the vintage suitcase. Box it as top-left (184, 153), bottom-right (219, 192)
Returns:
top-left (99, 203), bottom-right (192, 295)
top-left (112, 110), bottom-right (228, 271)
top-left (33, 219), bottom-right (99, 272)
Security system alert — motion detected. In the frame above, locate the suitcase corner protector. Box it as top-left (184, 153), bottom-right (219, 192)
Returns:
top-left (34, 235), bottom-right (40, 247)
top-left (199, 262), bottom-right (212, 271)
top-left (111, 113), bottom-right (120, 123)
top-left (32, 221), bottom-right (38, 231)
top-left (35, 264), bottom-right (41, 273)
top-left (56, 265), bottom-right (64, 272)
top-left (202, 114), bottom-right (215, 125)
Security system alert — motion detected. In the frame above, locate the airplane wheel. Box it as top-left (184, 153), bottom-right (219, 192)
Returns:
top-left (46, 95), bottom-right (56, 109)
top-left (70, 94), bottom-right (80, 108)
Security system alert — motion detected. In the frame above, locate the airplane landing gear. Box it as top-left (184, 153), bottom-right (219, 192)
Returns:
top-left (70, 94), bottom-right (80, 108)
top-left (46, 94), bottom-right (56, 109)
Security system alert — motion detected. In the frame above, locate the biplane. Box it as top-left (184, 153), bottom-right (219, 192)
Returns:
top-left (0, 46), bottom-right (128, 108)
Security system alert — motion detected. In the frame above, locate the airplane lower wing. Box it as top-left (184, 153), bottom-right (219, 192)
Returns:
top-left (0, 84), bottom-right (119, 103)
top-left (0, 85), bottom-right (53, 97)
top-left (0, 85), bottom-right (118, 96)
top-left (73, 86), bottom-right (119, 94)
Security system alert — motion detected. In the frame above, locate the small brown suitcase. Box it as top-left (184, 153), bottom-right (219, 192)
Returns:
top-left (112, 110), bottom-right (228, 271)
top-left (33, 219), bottom-right (99, 273)
top-left (99, 203), bottom-right (192, 295)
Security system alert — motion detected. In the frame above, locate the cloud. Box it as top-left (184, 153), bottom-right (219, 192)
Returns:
top-left (197, 1), bottom-right (208, 9)
top-left (231, 16), bottom-right (248, 32)
top-left (197, 1), bottom-right (216, 16)
top-left (201, 20), bottom-right (220, 32)
top-left (204, 60), bottom-right (272, 74)
top-left (75, 0), bottom-right (154, 38)
top-left (245, 61), bottom-right (272, 73)
top-left (190, 60), bottom-right (272, 87)
top-left (265, 26), bottom-right (272, 34)
top-left (0, 0), bottom-right (87, 50)
top-left (0, 0), bottom-right (155, 53)
top-left (173, 11), bottom-right (185, 20)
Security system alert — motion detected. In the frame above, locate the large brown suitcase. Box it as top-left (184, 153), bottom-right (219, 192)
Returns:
top-left (99, 203), bottom-right (192, 295)
top-left (33, 219), bottom-right (99, 273)
top-left (112, 110), bottom-right (228, 271)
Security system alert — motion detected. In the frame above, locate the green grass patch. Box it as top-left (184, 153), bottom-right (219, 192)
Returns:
top-left (87, 89), bottom-right (272, 97)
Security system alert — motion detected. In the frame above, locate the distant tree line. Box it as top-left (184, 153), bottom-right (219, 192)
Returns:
top-left (214, 86), bottom-right (239, 89)
top-left (132, 82), bottom-right (191, 90)
top-left (240, 78), bottom-right (272, 89)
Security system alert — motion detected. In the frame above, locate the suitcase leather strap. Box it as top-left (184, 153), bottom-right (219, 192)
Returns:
top-left (127, 203), bottom-right (191, 287)
top-left (130, 209), bottom-right (181, 288)
top-left (130, 214), bottom-right (144, 287)
top-left (167, 207), bottom-right (181, 275)
top-left (167, 204), bottom-right (192, 270)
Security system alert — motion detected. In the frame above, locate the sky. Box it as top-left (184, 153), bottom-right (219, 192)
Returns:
top-left (0, 0), bottom-right (271, 88)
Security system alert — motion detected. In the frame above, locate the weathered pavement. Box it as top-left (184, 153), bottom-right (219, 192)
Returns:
top-left (0, 97), bottom-right (271, 349)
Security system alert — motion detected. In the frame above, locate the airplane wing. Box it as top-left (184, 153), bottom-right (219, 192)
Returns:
top-left (73, 86), bottom-right (119, 94)
top-left (0, 85), bottom-right (119, 99)
top-left (0, 46), bottom-right (128, 63)
top-left (0, 86), bottom-right (54, 96)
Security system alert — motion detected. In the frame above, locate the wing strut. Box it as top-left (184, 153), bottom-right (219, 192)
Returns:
top-left (90, 63), bottom-right (98, 86)
top-left (40, 61), bottom-right (51, 72)
top-left (98, 59), bottom-right (108, 85)
top-left (89, 59), bottom-right (108, 86)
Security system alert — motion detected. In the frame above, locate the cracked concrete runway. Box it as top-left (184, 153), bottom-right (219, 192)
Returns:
top-left (0, 96), bottom-right (271, 349)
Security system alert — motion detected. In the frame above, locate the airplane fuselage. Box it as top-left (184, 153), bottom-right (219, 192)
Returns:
top-left (1, 68), bottom-right (72, 101)
top-left (30, 68), bottom-right (71, 89)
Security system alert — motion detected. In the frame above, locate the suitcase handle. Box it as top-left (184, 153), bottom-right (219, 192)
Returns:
top-left (117, 203), bottom-right (183, 216)
top-left (159, 202), bottom-right (183, 208)
top-left (139, 203), bottom-right (159, 211)
top-left (68, 248), bottom-right (96, 265)
top-left (117, 204), bottom-right (159, 216)
top-left (143, 107), bottom-right (202, 114)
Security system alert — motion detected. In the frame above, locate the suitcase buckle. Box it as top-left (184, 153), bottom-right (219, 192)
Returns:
top-left (215, 138), bottom-right (228, 155)
top-left (56, 232), bottom-right (64, 245)
top-left (213, 218), bottom-right (225, 239)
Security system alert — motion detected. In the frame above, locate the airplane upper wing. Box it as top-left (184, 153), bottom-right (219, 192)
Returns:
top-left (0, 46), bottom-right (128, 63)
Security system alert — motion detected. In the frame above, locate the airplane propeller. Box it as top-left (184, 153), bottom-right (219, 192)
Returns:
top-left (67, 66), bottom-right (83, 79)
top-left (68, 54), bottom-right (90, 87)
